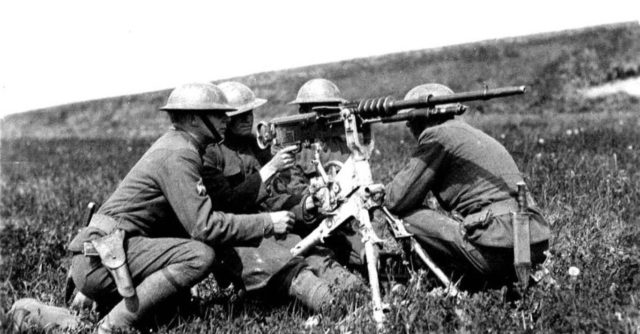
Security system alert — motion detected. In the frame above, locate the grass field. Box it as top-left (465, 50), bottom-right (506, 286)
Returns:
top-left (1, 21), bottom-right (640, 333)
top-left (1, 109), bottom-right (639, 333)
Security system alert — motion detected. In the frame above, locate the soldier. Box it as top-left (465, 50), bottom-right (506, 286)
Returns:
top-left (202, 81), bottom-right (300, 215)
top-left (67, 83), bottom-right (295, 333)
top-left (286, 78), bottom-right (351, 178)
top-left (201, 81), bottom-right (363, 312)
top-left (284, 78), bottom-right (367, 267)
top-left (385, 83), bottom-right (551, 290)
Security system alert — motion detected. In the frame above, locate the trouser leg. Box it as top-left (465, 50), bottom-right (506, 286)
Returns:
top-left (403, 209), bottom-right (496, 290)
top-left (404, 210), bottom-right (477, 261)
top-left (324, 226), bottom-right (365, 267)
top-left (403, 209), bottom-right (548, 290)
top-left (71, 236), bottom-right (215, 328)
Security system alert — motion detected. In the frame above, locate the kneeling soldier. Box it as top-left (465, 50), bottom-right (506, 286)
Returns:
top-left (202, 81), bottom-right (362, 312)
top-left (68, 83), bottom-right (294, 333)
top-left (385, 83), bottom-right (550, 290)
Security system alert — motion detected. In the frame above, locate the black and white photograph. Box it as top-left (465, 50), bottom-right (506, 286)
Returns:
top-left (1, 1), bottom-right (639, 332)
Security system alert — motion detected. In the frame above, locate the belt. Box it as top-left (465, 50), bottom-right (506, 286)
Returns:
top-left (72, 214), bottom-right (122, 256)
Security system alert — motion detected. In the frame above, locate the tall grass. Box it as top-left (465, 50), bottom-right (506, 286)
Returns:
top-left (1, 111), bottom-right (638, 332)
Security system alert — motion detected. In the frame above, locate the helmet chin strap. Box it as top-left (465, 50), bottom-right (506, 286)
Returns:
top-left (199, 114), bottom-right (224, 145)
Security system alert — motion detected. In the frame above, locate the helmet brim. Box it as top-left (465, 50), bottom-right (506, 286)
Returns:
top-left (226, 98), bottom-right (267, 117)
top-left (287, 97), bottom-right (347, 105)
top-left (160, 103), bottom-right (236, 112)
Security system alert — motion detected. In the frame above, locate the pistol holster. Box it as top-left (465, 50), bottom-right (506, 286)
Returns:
top-left (91, 229), bottom-right (136, 298)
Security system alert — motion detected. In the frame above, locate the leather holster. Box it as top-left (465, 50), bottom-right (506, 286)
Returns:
top-left (91, 229), bottom-right (136, 298)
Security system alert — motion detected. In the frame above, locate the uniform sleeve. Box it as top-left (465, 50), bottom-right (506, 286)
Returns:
top-left (203, 152), bottom-right (268, 213)
top-left (385, 131), bottom-right (448, 215)
top-left (157, 149), bottom-right (269, 247)
top-left (216, 172), bottom-right (267, 213)
top-left (237, 153), bottom-right (269, 204)
top-left (251, 140), bottom-right (273, 166)
top-left (261, 167), bottom-right (308, 211)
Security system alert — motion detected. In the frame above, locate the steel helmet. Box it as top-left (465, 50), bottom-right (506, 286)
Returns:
top-left (218, 81), bottom-right (267, 117)
top-left (402, 83), bottom-right (455, 113)
top-left (288, 78), bottom-right (347, 105)
top-left (160, 83), bottom-right (235, 112)
top-left (404, 83), bottom-right (454, 100)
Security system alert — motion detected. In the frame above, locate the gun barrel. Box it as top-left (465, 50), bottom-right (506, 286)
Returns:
top-left (353, 85), bottom-right (526, 117)
top-left (256, 85), bottom-right (526, 148)
top-left (390, 85), bottom-right (526, 112)
top-left (393, 86), bottom-right (527, 110)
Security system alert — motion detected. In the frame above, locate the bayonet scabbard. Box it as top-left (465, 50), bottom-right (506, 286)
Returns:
top-left (513, 182), bottom-right (531, 288)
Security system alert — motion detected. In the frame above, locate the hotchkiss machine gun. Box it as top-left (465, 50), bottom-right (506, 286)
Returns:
top-left (256, 85), bottom-right (527, 328)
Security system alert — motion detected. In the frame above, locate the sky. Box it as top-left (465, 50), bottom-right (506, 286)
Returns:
top-left (0, 0), bottom-right (638, 118)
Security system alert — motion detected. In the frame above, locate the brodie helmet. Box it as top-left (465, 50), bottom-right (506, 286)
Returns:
top-left (218, 81), bottom-right (267, 117)
top-left (402, 83), bottom-right (455, 113)
top-left (288, 78), bottom-right (347, 105)
top-left (160, 83), bottom-right (235, 112)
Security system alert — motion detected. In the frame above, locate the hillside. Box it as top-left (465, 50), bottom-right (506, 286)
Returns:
top-left (2, 21), bottom-right (639, 139)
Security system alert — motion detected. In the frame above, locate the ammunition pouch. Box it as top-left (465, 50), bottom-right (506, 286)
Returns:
top-left (460, 198), bottom-right (518, 236)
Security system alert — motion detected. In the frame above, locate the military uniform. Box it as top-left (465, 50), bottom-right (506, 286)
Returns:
top-left (386, 118), bottom-right (550, 289)
top-left (274, 77), bottom-right (353, 218)
top-left (69, 128), bottom-right (272, 312)
top-left (201, 133), bottom-right (362, 311)
top-left (202, 135), bottom-right (307, 218)
top-left (259, 77), bottom-right (363, 267)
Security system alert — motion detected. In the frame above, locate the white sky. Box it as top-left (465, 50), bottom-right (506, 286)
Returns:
top-left (0, 0), bottom-right (638, 118)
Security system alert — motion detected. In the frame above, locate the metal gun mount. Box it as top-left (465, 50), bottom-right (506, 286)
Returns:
top-left (279, 85), bottom-right (527, 327)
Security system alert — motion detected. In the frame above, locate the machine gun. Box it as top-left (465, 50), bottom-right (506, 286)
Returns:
top-left (257, 85), bottom-right (526, 328)
top-left (256, 86), bottom-right (525, 151)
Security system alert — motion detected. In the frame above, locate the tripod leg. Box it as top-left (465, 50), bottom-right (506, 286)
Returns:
top-left (411, 238), bottom-right (459, 297)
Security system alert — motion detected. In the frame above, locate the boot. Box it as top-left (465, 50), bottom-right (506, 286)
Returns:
top-left (9, 298), bottom-right (82, 331)
top-left (306, 253), bottom-right (364, 292)
top-left (288, 269), bottom-right (334, 312)
top-left (96, 270), bottom-right (179, 333)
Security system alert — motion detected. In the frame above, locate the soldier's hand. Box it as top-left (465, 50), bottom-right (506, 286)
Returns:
top-left (260, 145), bottom-right (298, 181)
top-left (268, 211), bottom-right (295, 236)
top-left (270, 145), bottom-right (298, 171)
